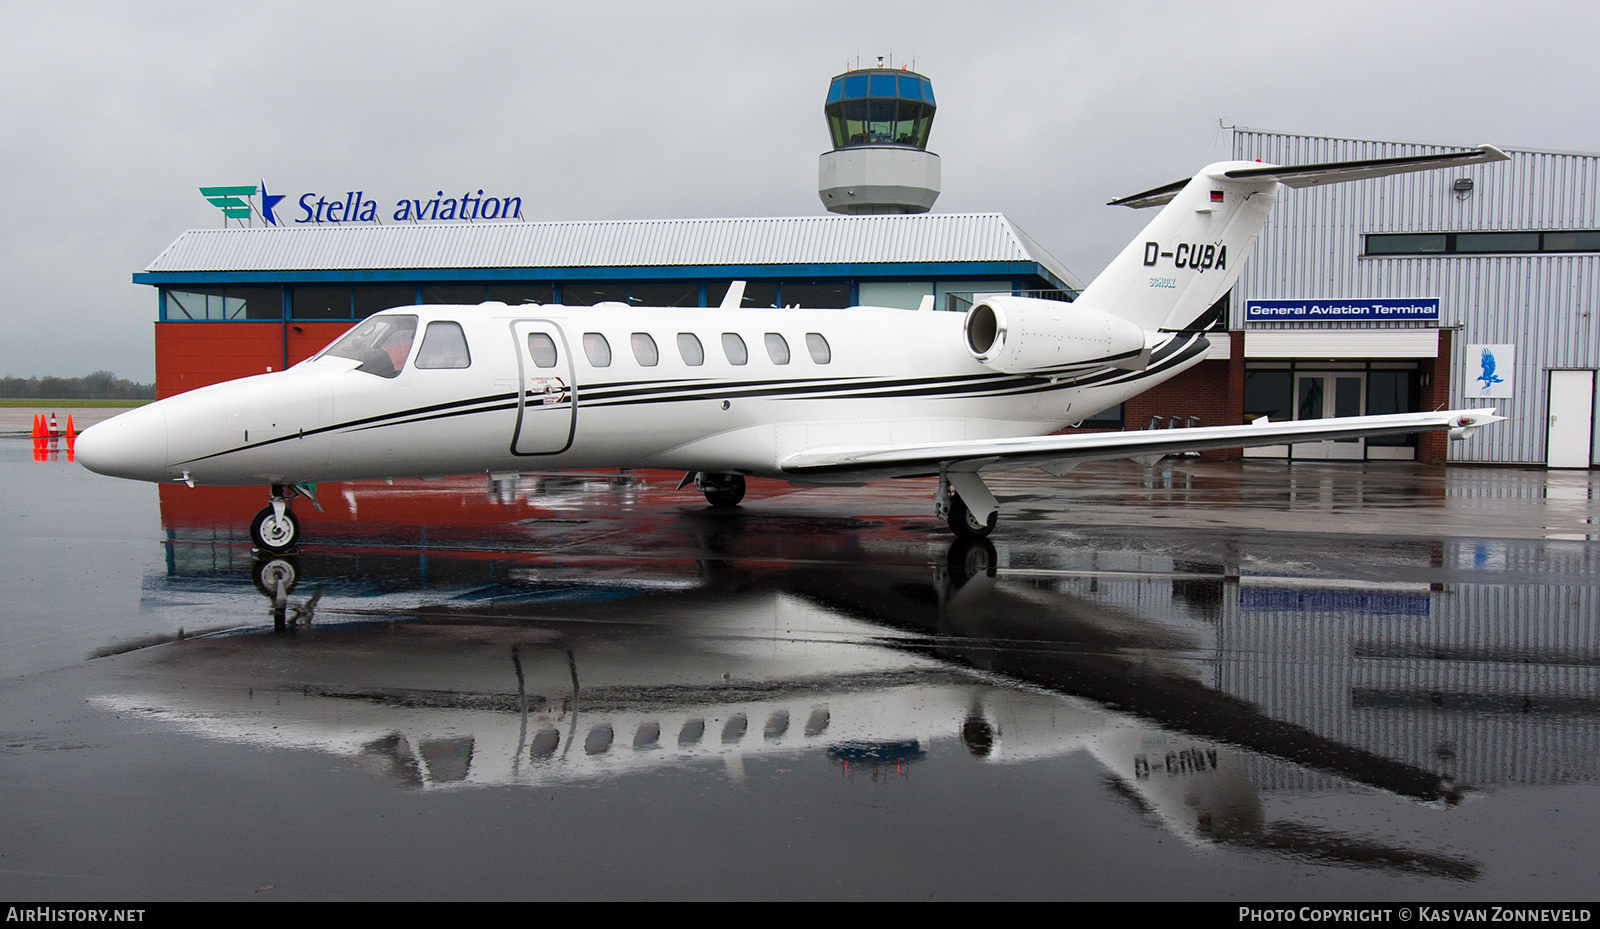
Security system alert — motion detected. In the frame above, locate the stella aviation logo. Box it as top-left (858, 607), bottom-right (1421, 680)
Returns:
top-left (198, 180), bottom-right (522, 226)
top-left (199, 181), bottom-right (284, 225)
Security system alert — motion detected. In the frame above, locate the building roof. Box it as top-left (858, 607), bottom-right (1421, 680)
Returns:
top-left (139, 212), bottom-right (1081, 291)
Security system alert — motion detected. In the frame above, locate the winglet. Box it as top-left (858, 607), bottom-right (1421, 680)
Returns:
top-left (1448, 409), bottom-right (1506, 440)
top-left (718, 281), bottom-right (746, 310)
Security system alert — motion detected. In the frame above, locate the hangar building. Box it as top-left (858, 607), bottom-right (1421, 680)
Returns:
top-left (135, 213), bottom-right (1079, 398)
top-left (1220, 128), bottom-right (1599, 468)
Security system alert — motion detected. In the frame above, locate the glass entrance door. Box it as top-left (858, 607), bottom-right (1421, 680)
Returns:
top-left (1292, 372), bottom-right (1365, 459)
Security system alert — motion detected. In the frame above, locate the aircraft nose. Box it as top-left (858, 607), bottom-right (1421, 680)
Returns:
top-left (76, 406), bottom-right (170, 482)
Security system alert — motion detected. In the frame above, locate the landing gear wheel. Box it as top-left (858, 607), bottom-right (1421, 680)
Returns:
top-left (946, 538), bottom-right (998, 584)
top-left (251, 505), bottom-right (301, 554)
top-left (703, 474), bottom-right (746, 508)
top-left (252, 556), bottom-right (299, 598)
top-left (945, 493), bottom-right (997, 539)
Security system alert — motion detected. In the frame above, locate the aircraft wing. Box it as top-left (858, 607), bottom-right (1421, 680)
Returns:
top-left (1109, 145), bottom-right (1510, 208)
top-left (780, 409), bottom-right (1503, 480)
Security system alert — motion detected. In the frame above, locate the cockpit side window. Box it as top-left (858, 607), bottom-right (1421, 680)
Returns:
top-left (414, 320), bottom-right (472, 369)
top-left (321, 313), bottom-right (418, 378)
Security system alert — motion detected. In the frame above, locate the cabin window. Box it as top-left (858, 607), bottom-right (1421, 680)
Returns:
top-left (764, 333), bottom-right (790, 365)
top-left (633, 722), bottom-right (662, 749)
top-left (583, 332), bottom-right (612, 367)
top-left (530, 729), bottom-right (560, 759)
top-left (722, 333), bottom-right (748, 365)
top-left (630, 332), bottom-right (659, 366)
top-left (321, 313), bottom-right (418, 378)
top-left (584, 725), bottom-right (614, 756)
top-left (805, 333), bottom-right (831, 364)
top-left (526, 332), bottom-right (558, 368)
top-left (414, 321), bottom-right (472, 369)
top-left (677, 333), bottom-right (705, 366)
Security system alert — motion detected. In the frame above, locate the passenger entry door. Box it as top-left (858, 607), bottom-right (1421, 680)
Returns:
top-left (511, 320), bottom-right (576, 455)
top-left (1291, 372), bottom-right (1365, 460)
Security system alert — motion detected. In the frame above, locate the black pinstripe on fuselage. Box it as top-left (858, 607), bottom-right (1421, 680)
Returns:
top-left (174, 333), bottom-right (1209, 468)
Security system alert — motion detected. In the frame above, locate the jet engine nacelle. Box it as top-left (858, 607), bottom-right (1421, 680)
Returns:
top-left (963, 296), bottom-right (1151, 374)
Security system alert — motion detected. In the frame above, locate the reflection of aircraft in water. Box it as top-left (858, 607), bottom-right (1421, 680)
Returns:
top-left (101, 535), bottom-right (1478, 877)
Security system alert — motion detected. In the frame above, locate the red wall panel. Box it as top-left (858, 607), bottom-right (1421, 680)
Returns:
top-left (154, 321), bottom-right (356, 398)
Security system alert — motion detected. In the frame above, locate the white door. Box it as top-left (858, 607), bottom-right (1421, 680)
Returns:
top-left (512, 320), bottom-right (576, 456)
top-left (1291, 372), bottom-right (1365, 460)
top-left (1547, 370), bottom-right (1596, 468)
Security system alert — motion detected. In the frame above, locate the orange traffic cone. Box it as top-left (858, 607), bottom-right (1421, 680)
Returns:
top-left (64, 415), bottom-right (75, 439)
top-left (31, 414), bottom-right (42, 438)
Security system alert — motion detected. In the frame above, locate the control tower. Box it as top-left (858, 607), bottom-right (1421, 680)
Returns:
top-left (818, 65), bottom-right (940, 214)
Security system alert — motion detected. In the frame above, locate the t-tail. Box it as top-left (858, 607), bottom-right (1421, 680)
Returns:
top-left (1076, 145), bottom-right (1510, 332)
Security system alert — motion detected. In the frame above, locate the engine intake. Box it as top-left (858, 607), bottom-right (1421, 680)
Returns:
top-left (963, 296), bottom-right (1151, 374)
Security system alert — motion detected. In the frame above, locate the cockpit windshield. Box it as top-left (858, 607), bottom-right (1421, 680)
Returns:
top-left (319, 314), bottom-right (418, 378)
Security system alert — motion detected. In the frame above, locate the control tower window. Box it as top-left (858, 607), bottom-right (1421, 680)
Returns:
top-left (825, 69), bottom-right (935, 150)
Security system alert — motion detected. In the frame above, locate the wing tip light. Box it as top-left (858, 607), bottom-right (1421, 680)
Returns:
top-left (1449, 408), bottom-right (1505, 439)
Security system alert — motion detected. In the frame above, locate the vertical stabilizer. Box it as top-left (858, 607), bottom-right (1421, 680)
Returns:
top-left (1074, 164), bottom-right (1277, 332)
top-left (1077, 145), bottom-right (1509, 332)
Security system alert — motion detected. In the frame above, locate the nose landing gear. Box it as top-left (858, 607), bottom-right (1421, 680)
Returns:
top-left (250, 483), bottom-right (316, 553)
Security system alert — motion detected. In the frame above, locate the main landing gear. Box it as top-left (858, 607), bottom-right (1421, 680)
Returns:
top-left (250, 483), bottom-right (318, 554)
top-left (692, 472), bottom-right (746, 508)
top-left (936, 470), bottom-right (999, 539)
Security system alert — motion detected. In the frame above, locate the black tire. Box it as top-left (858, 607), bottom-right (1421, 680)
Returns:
top-left (252, 556), bottom-right (299, 598)
top-left (703, 474), bottom-right (746, 508)
top-left (250, 505), bottom-right (301, 554)
top-left (945, 493), bottom-right (997, 539)
top-left (946, 538), bottom-right (997, 585)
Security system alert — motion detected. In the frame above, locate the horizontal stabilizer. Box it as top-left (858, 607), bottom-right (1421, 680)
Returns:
top-left (1110, 145), bottom-right (1509, 209)
top-left (781, 409), bottom-right (1504, 480)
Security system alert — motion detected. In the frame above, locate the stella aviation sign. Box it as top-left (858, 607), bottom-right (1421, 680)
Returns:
top-left (197, 180), bottom-right (524, 226)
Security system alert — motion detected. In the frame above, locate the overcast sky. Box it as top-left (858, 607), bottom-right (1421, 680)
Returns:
top-left (2, 0), bottom-right (1595, 382)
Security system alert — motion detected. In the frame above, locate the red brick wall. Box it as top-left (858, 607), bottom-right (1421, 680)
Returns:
top-left (288, 322), bottom-right (355, 365)
top-left (154, 322), bottom-right (281, 399)
top-left (1417, 328), bottom-right (1452, 464)
top-left (1058, 357), bottom-right (1236, 457)
top-left (1124, 360), bottom-right (1234, 457)
top-left (155, 321), bottom-right (352, 398)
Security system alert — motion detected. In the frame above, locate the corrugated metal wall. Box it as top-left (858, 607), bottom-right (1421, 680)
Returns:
top-left (146, 212), bottom-right (1077, 283)
top-left (1217, 579), bottom-right (1600, 790)
top-left (1231, 130), bottom-right (1600, 464)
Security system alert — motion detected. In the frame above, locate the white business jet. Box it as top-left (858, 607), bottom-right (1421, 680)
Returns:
top-left (79, 146), bottom-right (1509, 552)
